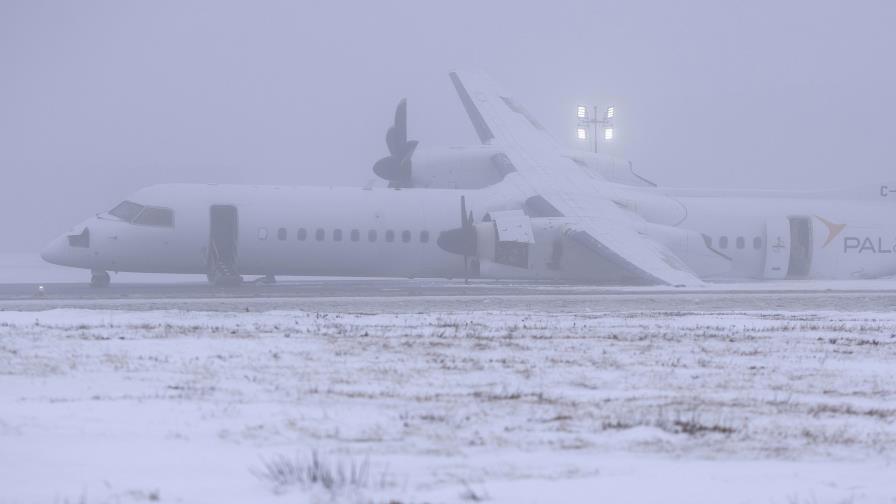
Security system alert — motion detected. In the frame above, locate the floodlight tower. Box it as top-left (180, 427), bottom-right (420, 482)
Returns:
top-left (576, 104), bottom-right (615, 153)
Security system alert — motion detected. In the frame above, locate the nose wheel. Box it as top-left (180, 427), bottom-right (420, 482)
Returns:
top-left (90, 270), bottom-right (111, 288)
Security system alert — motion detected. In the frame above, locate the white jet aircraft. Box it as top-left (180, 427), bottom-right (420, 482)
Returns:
top-left (42, 71), bottom-right (896, 287)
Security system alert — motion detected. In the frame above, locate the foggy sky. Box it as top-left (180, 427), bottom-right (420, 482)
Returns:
top-left (2, 0), bottom-right (895, 253)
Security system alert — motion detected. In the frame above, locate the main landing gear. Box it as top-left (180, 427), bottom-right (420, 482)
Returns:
top-left (90, 269), bottom-right (111, 288)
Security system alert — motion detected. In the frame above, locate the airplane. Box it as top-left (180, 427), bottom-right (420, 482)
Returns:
top-left (41, 71), bottom-right (896, 287)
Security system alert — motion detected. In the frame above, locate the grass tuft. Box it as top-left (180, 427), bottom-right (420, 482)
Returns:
top-left (252, 450), bottom-right (393, 496)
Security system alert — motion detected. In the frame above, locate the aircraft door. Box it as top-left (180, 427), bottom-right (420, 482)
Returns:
top-left (787, 216), bottom-right (813, 278)
top-left (208, 205), bottom-right (242, 285)
top-left (763, 218), bottom-right (790, 279)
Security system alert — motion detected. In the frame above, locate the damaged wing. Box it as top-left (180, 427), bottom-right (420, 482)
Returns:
top-left (450, 70), bottom-right (702, 286)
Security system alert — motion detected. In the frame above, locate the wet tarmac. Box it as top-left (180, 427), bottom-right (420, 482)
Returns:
top-left (3, 278), bottom-right (896, 313)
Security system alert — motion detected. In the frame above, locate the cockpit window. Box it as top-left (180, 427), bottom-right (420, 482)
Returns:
top-left (133, 207), bottom-right (174, 227)
top-left (108, 201), bottom-right (174, 227)
top-left (109, 201), bottom-right (144, 222)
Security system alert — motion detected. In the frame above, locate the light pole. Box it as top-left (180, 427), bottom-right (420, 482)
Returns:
top-left (576, 105), bottom-right (615, 153)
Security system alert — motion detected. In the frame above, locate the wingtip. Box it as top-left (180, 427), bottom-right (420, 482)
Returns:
top-left (448, 69), bottom-right (489, 83)
top-left (448, 70), bottom-right (495, 144)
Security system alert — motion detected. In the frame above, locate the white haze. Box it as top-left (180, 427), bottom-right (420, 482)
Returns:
top-left (2, 0), bottom-right (895, 253)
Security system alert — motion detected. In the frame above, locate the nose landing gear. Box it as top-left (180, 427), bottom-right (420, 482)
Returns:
top-left (90, 270), bottom-right (111, 288)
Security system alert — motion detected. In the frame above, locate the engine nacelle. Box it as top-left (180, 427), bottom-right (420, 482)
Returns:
top-left (470, 216), bottom-right (573, 280)
top-left (407, 146), bottom-right (513, 189)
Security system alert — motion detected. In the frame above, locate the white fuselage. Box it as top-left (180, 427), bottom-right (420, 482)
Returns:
top-left (41, 182), bottom-right (896, 283)
top-left (42, 184), bottom-right (497, 279)
top-left (675, 192), bottom-right (896, 280)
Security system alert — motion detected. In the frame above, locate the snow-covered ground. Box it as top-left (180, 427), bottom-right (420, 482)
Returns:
top-left (1, 308), bottom-right (895, 503)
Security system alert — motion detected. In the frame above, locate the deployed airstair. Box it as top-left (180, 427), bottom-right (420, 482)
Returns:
top-left (207, 205), bottom-right (243, 286)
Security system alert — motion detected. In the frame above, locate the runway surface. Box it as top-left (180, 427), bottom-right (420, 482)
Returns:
top-left (4, 277), bottom-right (896, 312)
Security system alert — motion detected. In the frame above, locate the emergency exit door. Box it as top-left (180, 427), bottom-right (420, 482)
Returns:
top-left (763, 218), bottom-right (790, 279)
top-left (763, 217), bottom-right (813, 279)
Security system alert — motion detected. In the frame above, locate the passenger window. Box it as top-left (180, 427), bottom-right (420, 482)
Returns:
top-left (333, 229), bottom-right (343, 242)
top-left (297, 228), bottom-right (307, 241)
top-left (108, 201), bottom-right (144, 222)
top-left (258, 228), bottom-right (268, 240)
top-left (736, 237), bottom-right (745, 249)
top-left (401, 230), bottom-right (411, 243)
top-left (719, 236), bottom-right (728, 249)
top-left (420, 230), bottom-right (430, 243)
top-left (133, 207), bottom-right (174, 227)
top-left (368, 230), bottom-right (377, 242)
top-left (753, 236), bottom-right (762, 249)
top-left (350, 229), bottom-right (360, 242)
top-left (315, 228), bottom-right (325, 241)
top-left (386, 230), bottom-right (395, 243)
top-left (277, 228), bottom-right (287, 241)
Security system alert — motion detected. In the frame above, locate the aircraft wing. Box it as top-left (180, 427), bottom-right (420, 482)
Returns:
top-left (450, 71), bottom-right (702, 286)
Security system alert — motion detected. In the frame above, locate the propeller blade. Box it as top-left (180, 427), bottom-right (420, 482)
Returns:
top-left (461, 196), bottom-right (471, 281)
top-left (399, 140), bottom-right (418, 170)
top-left (374, 99), bottom-right (417, 186)
top-left (436, 195), bottom-right (479, 280)
top-left (385, 99), bottom-right (408, 156)
top-left (373, 156), bottom-right (400, 181)
top-left (394, 98), bottom-right (407, 145)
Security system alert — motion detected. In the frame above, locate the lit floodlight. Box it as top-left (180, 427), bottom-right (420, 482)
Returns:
top-left (606, 106), bottom-right (615, 119)
top-left (604, 127), bottom-right (614, 141)
top-left (576, 127), bottom-right (588, 140)
top-left (576, 105), bottom-right (587, 119)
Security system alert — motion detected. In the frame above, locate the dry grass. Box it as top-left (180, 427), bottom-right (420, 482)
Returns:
top-left (252, 450), bottom-right (394, 496)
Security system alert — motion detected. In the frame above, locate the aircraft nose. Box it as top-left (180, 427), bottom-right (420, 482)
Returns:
top-left (40, 236), bottom-right (67, 265)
